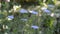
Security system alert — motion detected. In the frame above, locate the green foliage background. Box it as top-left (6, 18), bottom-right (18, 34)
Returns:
top-left (0, 0), bottom-right (60, 34)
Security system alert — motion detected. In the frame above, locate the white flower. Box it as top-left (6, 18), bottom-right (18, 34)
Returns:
top-left (29, 10), bottom-right (38, 15)
top-left (8, 18), bottom-right (12, 20)
top-left (5, 32), bottom-right (8, 34)
top-left (52, 0), bottom-right (54, 1)
top-left (7, 15), bottom-right (14, 20)
top-left (9, 10), bottom-right (12, 13)
top-left (50, 13), bottom-right (55, 17)
top-left (6, 0), bottom-right (10, 2)
top-left (3, 25), bottom-right (9, 29)
top-left (39, 31), bottom-right (42, 34)
top-left (13, 5), bottom-right (20, 11)
top-left (19, 9), bottom-right (28, 13)
top-left (43, 0), bottom-right (46, 2)
top-left (6, 25), bottom-right (9, 29)
top-left (31, 25), bottom-right (39, 29)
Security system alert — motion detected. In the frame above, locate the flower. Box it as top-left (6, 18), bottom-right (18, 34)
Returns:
top-left (21, 18), bottom-right (28, 22)
top-left (29, 10), bottom-right (38, 15)
top-left (5, 32), bottom-right (8, 34)
top-left (5, 0), bottom-right (10, 2)
top-left (3, 25), bottom-right (9, 29)
top-left (13, 5), bottom-right (21, 11)
top-left (50, 13), bottom-right (55, 17)
top-left (43, 9), bottom-right (51, 13)
top-left (7, 15), bottom-right (14, 20)
top-left (43, 0), bottom-right (46, 2)
top-left (39, 31), bottom-right (42, 34)
top-left (41, 7), bottom-right (47, 10)
top-left (52, 0), bottom-right (54, 2)
top-left (41, 7), bottom-right (51, 14)
top-left (31, 25), bottom-right (39, 29)
top-left (5, 25), bottom-right (9, 29)
top-left (19, 9), bottom-right (28, 13)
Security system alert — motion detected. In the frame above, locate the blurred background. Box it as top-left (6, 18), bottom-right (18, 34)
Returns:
top-left (0, 0), bottom-right (60, 34)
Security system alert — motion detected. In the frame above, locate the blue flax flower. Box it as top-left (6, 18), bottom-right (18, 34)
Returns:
top-left (19, 9), bottom-right (28, 13)
top-left (31, 25), bottom-right (39, 29)
top-left (43, 9), bottom-right (51, 13)
top-left (29, 10), bottom-right (38, 15)
top-left (41, 7), bottom-right (47, 10)
top-left (8, 15), bottom-right (14, 20)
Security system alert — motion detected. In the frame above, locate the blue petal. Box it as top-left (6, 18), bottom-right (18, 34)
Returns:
top-left (29, 10), bottom-right (38, 15)
top-left (31, 25), bottom-right (39, 29)
top-left (19, 9), bottom-right (28, 13)
top-left (8, 15), bottom-right (14, 19)
top-left (41, 7), bottom-right (47, 10)
top-left (44, 9), bottom-right (51, 13)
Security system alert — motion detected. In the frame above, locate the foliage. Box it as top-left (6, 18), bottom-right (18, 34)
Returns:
top-left (0, 0), bottom-right (59, 34)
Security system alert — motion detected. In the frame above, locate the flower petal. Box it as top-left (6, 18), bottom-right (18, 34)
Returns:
top-left (8, 15), bottom-right (14, 20)
top-left (19, 9), bottom-right (28, 13)
top-left (29, 10), bottom-right (38, 15)
top-left (43, 9), bottom-right (51, 13)
top-left (41, 7), bottom-right (47, 10)
top-left (31, 25), bottom-right (39, 29)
